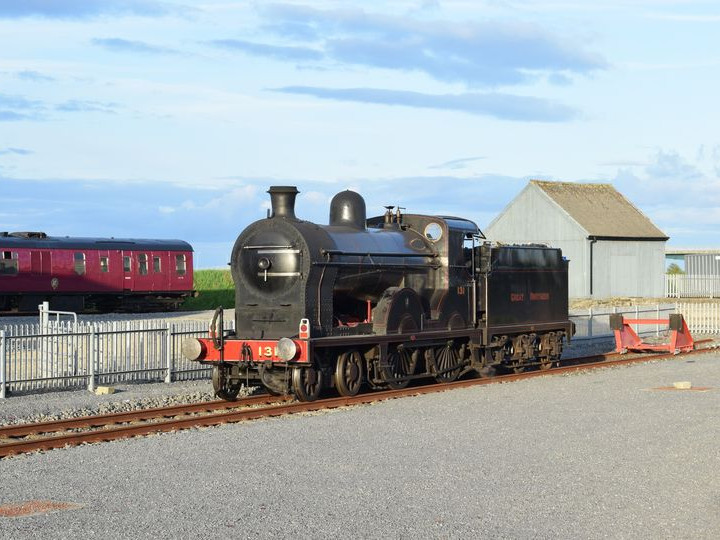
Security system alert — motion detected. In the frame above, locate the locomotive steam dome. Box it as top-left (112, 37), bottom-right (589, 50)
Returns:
top-left (329, 190), bottom-right (366, 229)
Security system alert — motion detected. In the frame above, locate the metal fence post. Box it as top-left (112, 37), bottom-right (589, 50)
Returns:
top-left (1, 330), bottom-right (6, 399)
top-left (165, 324), bottom-right (173, 384)
top-left (88, 326), bottom-right (97, 393)
top-left (635, 305), bottom-right (639, 334)
top-left (588, 307), bottom-right (593, 339)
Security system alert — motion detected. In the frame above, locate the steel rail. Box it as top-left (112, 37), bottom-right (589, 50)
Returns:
top-left (1, 344), bottom-right (716, 458)
top-left (0, 394), bottom-right (289, 439)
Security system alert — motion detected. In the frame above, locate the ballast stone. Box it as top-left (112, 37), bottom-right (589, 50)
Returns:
top-left (94, 386), bottom-right (116, 395)
top-left (673, 381), bottom-right (692, 390)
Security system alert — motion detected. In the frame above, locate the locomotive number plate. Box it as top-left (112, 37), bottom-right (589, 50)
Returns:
top-left (258, 346), bottom-right (278, 358)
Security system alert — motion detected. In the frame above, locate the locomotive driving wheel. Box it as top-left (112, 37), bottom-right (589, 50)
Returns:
top-left (380, 346), bottom-right (417, 389)
top-left (335, 350), bottom-right (363, 397)
top-left (212, 366), bottom-right (240, 401)
top-left (292, 365), bottom-right (323, 402)
top-left (432, 343), bottom-right (463, 383)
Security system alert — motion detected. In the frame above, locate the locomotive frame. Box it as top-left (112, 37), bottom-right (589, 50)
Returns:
top-left (183, 186), bottom-right (574, 401)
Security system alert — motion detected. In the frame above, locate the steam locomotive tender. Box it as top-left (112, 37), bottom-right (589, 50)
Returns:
top-left (183, 187), bottom-right (573, 401)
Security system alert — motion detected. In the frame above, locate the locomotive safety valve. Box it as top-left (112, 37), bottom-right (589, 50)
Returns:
top-left (610, 313), bottom-right (694, 354)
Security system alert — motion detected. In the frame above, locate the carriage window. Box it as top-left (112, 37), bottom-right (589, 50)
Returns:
top-left (100, 256), bottom-right (109, 273)
top-left (0, 251), bottom-right (18, 275)
top-left (175, 254), bottom-right (186, 276)
top-left (74, 252), bottom-right (86, 275)
top-left (153, 256), bottom-right (161, 273)
top-left (138, 254), bottom-right (148, 275)
top-left (123, 256), bottom-right (131, 272)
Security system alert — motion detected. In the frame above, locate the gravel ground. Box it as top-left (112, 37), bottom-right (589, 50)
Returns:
top-left (1, 351), bottom-right (718, 538)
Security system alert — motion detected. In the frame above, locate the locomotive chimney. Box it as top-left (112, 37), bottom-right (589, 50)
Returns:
top-left (268, 186), bottom-right (299, 219)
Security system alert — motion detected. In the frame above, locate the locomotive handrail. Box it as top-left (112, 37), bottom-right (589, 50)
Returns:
top-left (320, 249), bottom-right (437, 258)
top-left (312, 261), bottom-right (441, 269)
top-left (242, 245), bottom-right (293, 250)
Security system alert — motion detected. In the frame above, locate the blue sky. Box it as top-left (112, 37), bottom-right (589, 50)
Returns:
top-left (1, 0), bottom-right (719, 267)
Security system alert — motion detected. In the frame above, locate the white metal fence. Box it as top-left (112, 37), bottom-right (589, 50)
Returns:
top-left (2, 303), bottom-right (720, 398)
top-left (571, 302), bottom-right (720, 341)
top-left (666, 274), bottom-right (720, 298)
top-left (0, 319), bottom-right (234, 398)
top-left (570, 304), bottom-right (677, 341)
top-left (676, 302), bottom-right (720, 334)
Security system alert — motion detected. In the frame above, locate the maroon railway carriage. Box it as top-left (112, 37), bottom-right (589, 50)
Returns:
top-left (0, 232), bottom-right (194, 312)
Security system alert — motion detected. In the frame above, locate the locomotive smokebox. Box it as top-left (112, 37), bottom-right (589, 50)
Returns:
top-left (268, 186), bottom-right (299, 219)
top-left (329, 190), bottom-right (366, 229)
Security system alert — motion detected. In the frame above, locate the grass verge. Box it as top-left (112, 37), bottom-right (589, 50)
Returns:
top-left (181, 269), bottom-right (235, 310)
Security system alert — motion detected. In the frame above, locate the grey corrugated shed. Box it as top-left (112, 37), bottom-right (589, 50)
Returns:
top-left (532, 180), bottom-right (668, 239)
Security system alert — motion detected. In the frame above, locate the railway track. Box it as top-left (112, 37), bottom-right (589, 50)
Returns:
top-left (1, 344), bottom-right (715, 458)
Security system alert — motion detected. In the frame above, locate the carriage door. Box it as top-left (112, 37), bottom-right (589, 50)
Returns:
top-left (30, 251), bottom-right (51, 277)
top-left (134, 252), bottom-right (153, 292)
top-left (30, 251), bottom-right (42, 274)
top-left (122, 251), bottom-right (134, 291)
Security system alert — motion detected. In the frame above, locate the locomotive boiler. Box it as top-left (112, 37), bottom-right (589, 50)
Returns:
top-left (183, 186), bottom-right (573, 400)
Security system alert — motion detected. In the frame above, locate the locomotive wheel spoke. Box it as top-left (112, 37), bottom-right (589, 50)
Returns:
top-left (382, 348), bottom-right (416, 390)
top-left (434, 345), bottom-right (462, 383)
top-left (336, 350), bottom-right (363, 397)
top-left (292, 366), bottom-right (322, 402)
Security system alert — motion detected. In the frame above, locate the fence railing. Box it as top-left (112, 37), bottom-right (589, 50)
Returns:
top-left (0, 319), bottom-right (234, 399)
top-left (2, 303), bottom-right (720, 398)
top-left (666, 274), bottom-right (720, 298)
top-left (676, 302), bottom-right (720, 334)
top-left (571, 302), bottom-right (720, 341)
top-left (570, 304), bottom-right (677, 341)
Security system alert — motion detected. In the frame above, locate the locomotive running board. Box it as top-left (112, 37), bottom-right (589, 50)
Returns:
top-left (610, 313), bottom-right (694, 354)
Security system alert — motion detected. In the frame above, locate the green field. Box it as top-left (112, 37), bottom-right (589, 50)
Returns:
top-left (181, 269), bottom-right (235, 310)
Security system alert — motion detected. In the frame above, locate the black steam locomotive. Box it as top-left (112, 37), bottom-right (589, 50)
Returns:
top-left (183, 186), bottom-right (573, 401)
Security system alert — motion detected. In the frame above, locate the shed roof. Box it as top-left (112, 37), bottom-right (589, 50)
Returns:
top-left (531, 180), bottom-right (668, 239)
